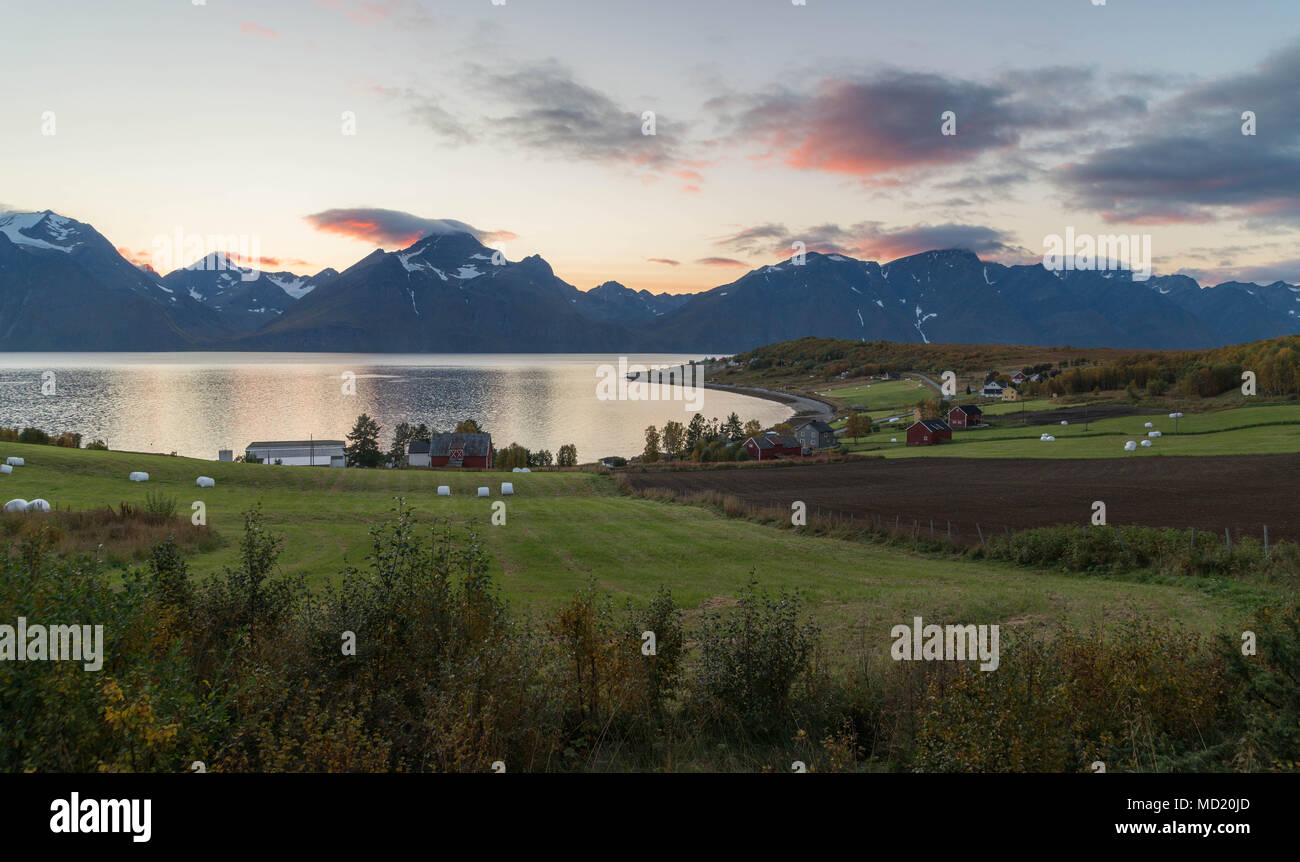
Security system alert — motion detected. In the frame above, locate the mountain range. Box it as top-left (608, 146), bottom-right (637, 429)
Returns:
top-left (1, 210), bottom-right (1296, 352)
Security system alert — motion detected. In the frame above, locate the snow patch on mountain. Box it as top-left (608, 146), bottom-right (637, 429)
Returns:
top-left (268, 274), bottom-right (314, 299)
top-left (0, 212), bottom-right (81, 252)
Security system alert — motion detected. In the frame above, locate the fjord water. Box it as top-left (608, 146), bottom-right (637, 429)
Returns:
top-left (0, 353), bottom-right (790, 460)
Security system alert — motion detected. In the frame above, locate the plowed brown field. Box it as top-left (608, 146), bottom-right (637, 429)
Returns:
top-left (625, 455), bottom-right (1299, 545)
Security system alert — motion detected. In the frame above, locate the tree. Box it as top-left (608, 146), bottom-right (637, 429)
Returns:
top-left (723, 412), bottom-right (744, 441)
top-left (453, 419), bottom-right (482, 434)
top-left (844, 413), bottom-right (871, 441)
top-left (661, 420), bottom-right (685, 460)
top-left (685, 413), bottom-right (706, 449)
top-left (557, 443), bottom-right (578, 467)
top-left (643, 426), bottom-right (661, 462)
top-left (774, 422), bottom-right (795, 437)
top-left (387, 421), bottom-right (414, 467)
top-left (742, 418), bottom-right (763, 439)
top-left (345, 413), bottom-right (383, 467)
top-left (498, 443), bottom-right (530, 470)
top-left (529, 449), bottom-right (554, 467)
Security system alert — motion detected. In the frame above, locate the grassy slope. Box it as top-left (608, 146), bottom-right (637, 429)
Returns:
top-left (0, 441), bottom-right (1270, 654)
top-left (841, 403), bottom-right (1300, 458)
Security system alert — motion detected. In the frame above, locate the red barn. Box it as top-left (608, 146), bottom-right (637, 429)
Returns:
top-left (743, 434), bottom-right (802, 461)
top-left (947, 404), bottom-right (983, 429)
top-left (428, 433), bottom-right (493, 468)
top-left (906, 419), bottom-right (953, 446)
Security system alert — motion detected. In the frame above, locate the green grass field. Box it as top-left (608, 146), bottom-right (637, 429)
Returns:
top-left (818, 377), bottom-right (935, 412)
top-left (842, 403), bottom-right (1300, 458)
top-left (0, 440), bottom-right (1272, 655)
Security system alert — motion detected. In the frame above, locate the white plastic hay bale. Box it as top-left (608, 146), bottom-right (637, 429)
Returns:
top-left (1141, 440), bottom-right (1153, 447)
top-left (6, 457), bottom-right (24, 466)
top-left (501, 482), bottom-right (514, 495)
top-left (129, 471), bottom-right (149, 482)
top-left (27, 498), bottom-right (50, 512)
top-left (1041, 435), bottom-right (1056, 442)
top-left (890, 437), bottom-right (897, 443)
top-left (1123, 441), bottom-right (1137, 452)
top-left (0, 464), bottom-right (11, 475)
top-left (520, 468), bottom-right (531, 473)
top-left (196, 476), bottom-right (215, 488)
top-left (1169, 412), bottom-right (1183, 419)
top-left (3, 499), bottom-right (28, 513)
top-left (889, 417), bottom-right (898, 423)
top-left (477, 486), bottom-right (490, 497)
top-left (512, 467), bottom-right (522, 473)
top-left (1144, 422), bottom-right (1153, 428)
top-left (1148, 430), bottom-right (1162, 438)
top-left (1060, 420), bottom-right (1069, 426)
top-left (437, 486), bottom-right (451, 496)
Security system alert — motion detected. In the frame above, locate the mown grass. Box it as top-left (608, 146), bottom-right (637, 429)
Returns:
top-left (840, 403), bottom-right (1300, 458)
top-left (0, 440), bottom-right (1268, 659)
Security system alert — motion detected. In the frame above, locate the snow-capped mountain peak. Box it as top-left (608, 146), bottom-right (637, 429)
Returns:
top-left (0, 210), bottom-right (87, 252)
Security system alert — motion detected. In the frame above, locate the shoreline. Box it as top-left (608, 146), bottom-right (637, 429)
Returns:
top-left (701, 381), bottom-right (836, 424)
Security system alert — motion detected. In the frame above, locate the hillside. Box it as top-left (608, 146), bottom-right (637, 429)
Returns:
top-left (1, 210), bottom-right (1297, 352)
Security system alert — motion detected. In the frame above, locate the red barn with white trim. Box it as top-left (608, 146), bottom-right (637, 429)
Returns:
top-left (947, 404), bottom-right (983, 429)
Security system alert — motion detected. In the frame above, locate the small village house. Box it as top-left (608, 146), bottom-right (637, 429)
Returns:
top-left (407, 440), bottom-right (432, 467)
top-left (947, 404), bottom-right (983, 429)
top-left (1010, 371), bottom-right (1028, 385)
top-left (1002, 387), bottom-right (1020, 402)
top-left (743, 434), bottom-right (802, 461)
top-left (905, 419), bottom-right (953, 446)
top-left (980, 381), bottom-right (1005, 398)
top-left (793, 419), bottom-right (837, 450)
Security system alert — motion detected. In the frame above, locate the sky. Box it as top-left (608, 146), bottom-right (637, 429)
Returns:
top-left (2, 0), bottom-right (1299, 294)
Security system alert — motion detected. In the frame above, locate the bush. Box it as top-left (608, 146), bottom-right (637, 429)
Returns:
top-left (690, 581), bottom-right (822, 739)
top-left (18, 428), bottom-right (50, 445)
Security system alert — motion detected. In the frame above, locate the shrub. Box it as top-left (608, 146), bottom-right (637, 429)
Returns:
top-left (18, 428), bottom-right (50, 445)
top-left (690, 581), bottom-right (821, 739)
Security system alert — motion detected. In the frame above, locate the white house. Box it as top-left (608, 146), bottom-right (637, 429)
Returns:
top-left (407, 440), bottom-right (432, 467)
top-left (980, 381), bottom-right (1005, 398)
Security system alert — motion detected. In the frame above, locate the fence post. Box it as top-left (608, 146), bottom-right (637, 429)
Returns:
top-left (977, 523), bottom-right (985, 547)
top-left (947, 520), bottom-right (951, 542)
top-left (1264, 525), bottom-right (1269, 557)
top-left (1225, 527), bottom-right (1231, 551)
top-left (1117, 529), bottom-right (1125, 551)
top-left (930, 520), bottom-right (934, 539)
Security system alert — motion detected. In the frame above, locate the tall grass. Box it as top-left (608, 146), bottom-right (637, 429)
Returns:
top-left (2, 501), bottom-right (1297, 772)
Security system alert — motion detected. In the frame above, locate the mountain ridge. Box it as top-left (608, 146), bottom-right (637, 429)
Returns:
top-left (0, 210), bottom-right (1295, 352)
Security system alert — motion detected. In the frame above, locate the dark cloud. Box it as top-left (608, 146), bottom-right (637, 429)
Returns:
top-left (710, 66), bottom-right (1146, 179)
top-left (715, 220), bottom-right (1027, 263)
top-left (303, 208), bottom-right (512, 246)
top-left (398, 60), bottom-right (681, 172)
top-left (1055, 39), bottom-right (1300, 226)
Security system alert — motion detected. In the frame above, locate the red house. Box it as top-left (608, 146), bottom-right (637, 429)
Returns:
top-left (427, 433), bottom-right (494, 468)
top-left (906, 419), bottom-right (953, 446)
top-left (947, 404), bottom-right (983, 429)
top-left (743, 434), bottom-right (802, 461)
